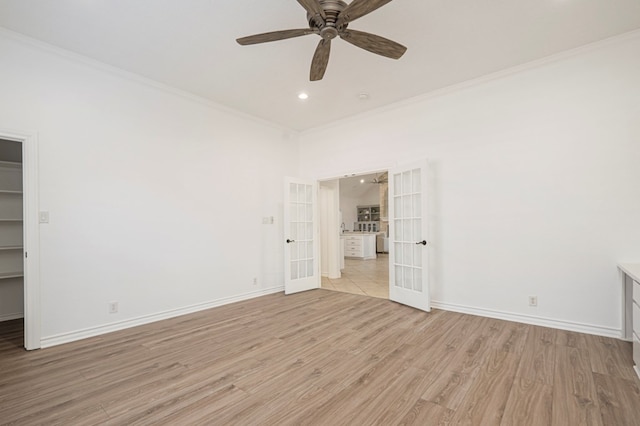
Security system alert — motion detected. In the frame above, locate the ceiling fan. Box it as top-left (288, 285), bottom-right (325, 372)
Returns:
top-left (368, 172), bottom-right (388, 184)
top-left (236, 0), bottom-right (407, 81)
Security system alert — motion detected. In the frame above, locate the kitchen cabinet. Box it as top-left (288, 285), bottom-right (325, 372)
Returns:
top-left (343, 234), bottom-right (376, 260)
top-left (357, 205), bottom-right (380, 222)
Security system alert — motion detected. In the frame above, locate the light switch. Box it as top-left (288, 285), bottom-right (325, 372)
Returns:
top-left (39, 211), bottom-right (49, 223)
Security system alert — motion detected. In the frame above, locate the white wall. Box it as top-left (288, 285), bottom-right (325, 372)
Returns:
top-left (0, 32), bottom-right (298, 344)
top-left (300, 33), bottom-right (640, 336)
top-left (339, 184), bottom-right (380, 231)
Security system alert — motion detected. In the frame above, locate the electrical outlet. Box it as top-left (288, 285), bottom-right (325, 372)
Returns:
top-left (108, 301), bottom-right (118, 314)
top-left (528, 296), bottom-right (538, 307)
top-left (252, 277), bottom-right (258, 286)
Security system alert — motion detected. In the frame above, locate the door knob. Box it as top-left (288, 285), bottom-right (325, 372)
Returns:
top-left (286, 239), bottom-right (295, 243)
top-left (416, 240), bottom-right (427, 246)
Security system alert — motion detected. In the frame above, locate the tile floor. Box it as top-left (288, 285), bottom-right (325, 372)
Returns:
top-left (321, 253), bottom-right (389, 299)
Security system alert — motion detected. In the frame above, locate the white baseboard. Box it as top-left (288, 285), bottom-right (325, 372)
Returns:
top-left (41, 286), bottom-right (284, 348)
top-left (431, 301), bottom-right (621, 339)
top-left (0, 312), bottom-right (24, 322)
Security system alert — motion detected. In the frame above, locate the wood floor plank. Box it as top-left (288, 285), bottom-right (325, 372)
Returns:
top-left (585, 334), bottom-right (637, 381)
top-left (501, 377), bottom-right (553, 426)
top-left (1, 289), bottom-right (639, 425)
top-left (593, 372), bottom-right (640, 426)
top-left (551, 346), bottom-right (603, 426)
top-left (396, 398), bottom-right (455, 425)
top-left (450, 349), bottom-right (520, 425)
top-left (516, 325), bottom-right (557, 386)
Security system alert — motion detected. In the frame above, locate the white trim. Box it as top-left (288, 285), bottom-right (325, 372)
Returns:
top-left (40, 286), bottom-right (284, 348)
top-left (0, 27), bottom-right (295, 135)
top-left (431, 301), bottom-right (621, 339)
top-left (0, 312), bottom-right (24, 322)
top-left (0, 127), bottom-right (41, 350)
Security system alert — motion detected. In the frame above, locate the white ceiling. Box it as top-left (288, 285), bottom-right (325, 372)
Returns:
top-left (1, 0), bottom-right (640, 131)
top-left (340, 172), bottom-right (386, 199)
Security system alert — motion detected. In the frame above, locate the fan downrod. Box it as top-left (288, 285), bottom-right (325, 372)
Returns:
top-left (308, 0), bottom-right (348, 39)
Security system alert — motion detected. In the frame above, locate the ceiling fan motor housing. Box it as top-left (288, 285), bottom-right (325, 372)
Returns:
top-left (308, 0), bottom-right (348, 40)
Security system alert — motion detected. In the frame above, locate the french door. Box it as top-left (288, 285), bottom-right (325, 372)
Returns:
top-left (388, 161), bottom-right (430, 312)
top-left (283, 178), bottom-right (320, 294)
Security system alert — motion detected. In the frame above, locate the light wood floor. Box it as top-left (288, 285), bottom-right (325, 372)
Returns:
top-left (1, 290), bottom-right (639, 425)
top-left (322, 254), bottom-right (389, 299)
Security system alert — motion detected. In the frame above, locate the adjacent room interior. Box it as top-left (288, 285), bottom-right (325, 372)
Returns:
top-left (1, 0), bottom-right (640, 423)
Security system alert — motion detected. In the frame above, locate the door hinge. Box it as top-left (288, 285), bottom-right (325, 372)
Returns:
top-left (25, 251), bottom-right (27, 258)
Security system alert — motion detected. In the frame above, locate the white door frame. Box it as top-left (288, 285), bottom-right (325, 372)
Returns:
top-left (0, 128), bottom-right (40, 350)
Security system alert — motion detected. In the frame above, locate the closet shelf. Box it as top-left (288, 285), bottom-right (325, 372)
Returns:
top-left (0, 190), bottom-right (23, 194)
top-left (0, 246), bottom-right (22, 251)
top-left (0, 160), bottom-right (21, 168)
top-left (0, 271), bottom-right (24, 280)
top-left (0, 219), bottom-right (23, 222)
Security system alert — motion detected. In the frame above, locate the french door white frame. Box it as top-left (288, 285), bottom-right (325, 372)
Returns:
top-left (284, 177), bottom-right (321, 294)
top-left (0, 128), bottom-right (40, 350)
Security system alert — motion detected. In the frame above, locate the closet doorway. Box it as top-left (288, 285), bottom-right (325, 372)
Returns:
top-left (0, 131), bottom-right (40, 350)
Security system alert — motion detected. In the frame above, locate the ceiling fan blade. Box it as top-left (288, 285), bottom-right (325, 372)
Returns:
top-left (236, 28), bottom-right (314, 45)
top-left (297, 0), bottom-right (326, 21)
top-left (310, 39), bottom-right (331, 81)
top-left (337, 0), bottom-right (392, 27)
top-left (339, 29), bottom-right (406, 59)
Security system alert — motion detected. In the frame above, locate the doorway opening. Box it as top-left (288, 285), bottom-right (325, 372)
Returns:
top-left (319, 171), bottom-right (390, 299)
top-left (0, 138), bottom-right (25, 346)
top-left (0, 130), bottom-right (40, 350)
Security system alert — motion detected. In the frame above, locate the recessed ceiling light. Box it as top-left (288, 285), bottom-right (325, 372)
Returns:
top-left (298, 92), bottom-right (309, 100)
top-left (360, 179), bottom-right (365, 183)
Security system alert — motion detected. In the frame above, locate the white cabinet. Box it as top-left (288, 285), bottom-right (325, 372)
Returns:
top-left (620, 263), bottom-right (640, 379)
top-left (634, 279), bottom-right (640, 377)
top-left (344, 234), bottom-right (376, 260)
top-left (0, 160), bottom-right (23, 321)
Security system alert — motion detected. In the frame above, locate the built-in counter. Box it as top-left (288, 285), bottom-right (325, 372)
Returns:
top-left (618, 263), bottom-right (640, 379)
top-left (342, 233), bottom-right (377, 260)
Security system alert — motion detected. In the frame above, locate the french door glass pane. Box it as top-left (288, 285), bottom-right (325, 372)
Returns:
top-left (413, 268), bottom-right (422, 291)
top-left (412, 194), bottom-right (421, 217)
top-left (394, 173), bottom-right (402, 195)
top-left (394, 220), bottom-right (402, 240)
top-left (403, 266), bottom-right (413, 289)
top-left (395, 242), bottom-right (403, 263)
top-left (403, 195), bottom-right (412, 218)
top-left (403, 219), bottom-right (413, 242)
top-left (413, 219), bottom-right (422, 241)
top-left (291, 261), bottom-right (299, 279)
top-left (402, 171), bottom-right (411, 193)
top-left (394, 196), bottom-right (402, 218)
top-left (412, 169), bottom-right (421, 192)
top-left (404, 243), bottom-right (413, 266)
top-left (290, 183), bottom-right (297, 202)
top-left (414, 245), bottom-right (422, 267)
top-left (395, 265), bottom-right (403, 287)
